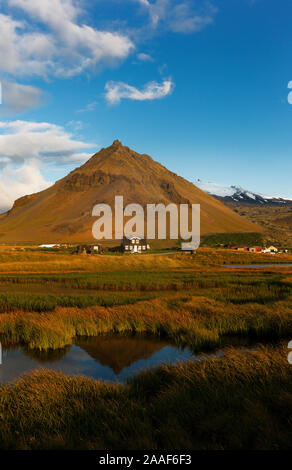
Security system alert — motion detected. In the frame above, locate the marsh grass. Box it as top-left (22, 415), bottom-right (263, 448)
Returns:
top-left (0, 270), bottom-right (286, 289)
top-left (213, 282), bottom-right (292, 304)
top-left (0, 291), bottom-right (154, 313)
top-left (0, 344), bottom-right (290, 450)
top-left (0, 295), bottom-right (291, 350)
top-left (0, 271), bottom-right (290, 315)
top-left (0, 265), bottom-right (291, 349)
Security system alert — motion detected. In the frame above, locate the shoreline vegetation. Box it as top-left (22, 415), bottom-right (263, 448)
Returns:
top-left (0, 248), bottom-right (291, 449)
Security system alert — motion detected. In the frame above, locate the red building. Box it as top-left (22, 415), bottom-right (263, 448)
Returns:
top-left (232, 246), bottom-right (262, 253)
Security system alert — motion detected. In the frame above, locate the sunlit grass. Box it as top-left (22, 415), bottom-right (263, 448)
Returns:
top-left (0, 291), bottom-right (154, 313)
top-left (0, 344), bottom-right (290, 450)
top-left (0, 295), bottom-right (291, 350)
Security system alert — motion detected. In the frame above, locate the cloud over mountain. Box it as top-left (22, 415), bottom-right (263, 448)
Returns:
top-left (0, 118), bottom-right (96, 211)
top-left (0, 160), bottom-right (52, 212)
top-left (0, 120), bottom-right (94, 164)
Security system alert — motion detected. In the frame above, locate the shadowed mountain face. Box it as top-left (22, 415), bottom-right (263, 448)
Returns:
top-left (76, 336), bottom-right (170, 374)
top-left (0, 140), bottom-right (259, 243)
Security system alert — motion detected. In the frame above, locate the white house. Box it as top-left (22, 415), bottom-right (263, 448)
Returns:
top-left (121, 236), bottom-right (149, 254)
top-left (262, 245), bottom-right (278, 254)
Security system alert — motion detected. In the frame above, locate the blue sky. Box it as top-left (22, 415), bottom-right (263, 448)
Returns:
top-left (0, 0), bottom-right (291, 211)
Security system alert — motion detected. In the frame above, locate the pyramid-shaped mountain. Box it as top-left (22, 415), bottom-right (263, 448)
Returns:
top-left (0, 140), bottom-right (259, 243)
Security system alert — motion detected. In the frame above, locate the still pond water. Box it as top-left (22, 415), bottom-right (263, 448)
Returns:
top-left (224, 264), bottom-right (292, 268)
top-left (0, 335), bottom-right (199, 385)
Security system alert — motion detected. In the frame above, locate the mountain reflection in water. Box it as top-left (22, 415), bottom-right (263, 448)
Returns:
top-left (76, 336), bottom-right (170, 374)
top-left (0, 335), bottom-right (194, 384)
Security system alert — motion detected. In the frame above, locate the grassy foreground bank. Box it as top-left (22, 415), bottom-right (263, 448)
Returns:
top-left (0, 344), bottom-right (291, 450)
top-left (1, 295), bottom-right (292, 350)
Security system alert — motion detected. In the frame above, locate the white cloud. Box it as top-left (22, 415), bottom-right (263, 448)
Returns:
top-left (0, 81), bottom-right (43, 116)
top-left (136, 0), bottom-right (217, 34)
top-left (169, 2), bottom-right (215, 33)
top-left (0, 160), bottom-right (52, 211)
top-left (105, 79), bottom-right (174, 105)
top-left (0, 120), bottom-right (94, 163)
top-left (0, 1), bottom-right (216, 85)
top-left (0, 0), bottom-right (134, 79)
top-left (76, 101), bottom-right (99, 114)
top-left (67, 120), bottom-right (84, 131)
top-left (137, 52), bottom-right (153, 62)
top-left (0, 13), bottom-right (57, 77)
top-left (0, 118), bottom-right (96, 210)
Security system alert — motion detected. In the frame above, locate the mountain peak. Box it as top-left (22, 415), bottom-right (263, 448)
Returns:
top-left (112, 139), bottom-right (122, 147)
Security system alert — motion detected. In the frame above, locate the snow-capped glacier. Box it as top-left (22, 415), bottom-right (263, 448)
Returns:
top-left (194, 180), bottom-right (292, 204)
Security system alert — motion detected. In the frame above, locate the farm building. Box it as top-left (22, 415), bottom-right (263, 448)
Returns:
top-left (121, 236), bottom-right (150, 253)
top-left (75, 244), bottom-right (102, 254)
top-left (262, 246), bottom-right (278, 254)
top-left (248, 246), bottom-right (263, 253)
top-left (181, 243), bottom-right (196, 254)
top-left (267, 246), bottom-right (278, 253)
top-left (232, 246), bottom-right (262, 252)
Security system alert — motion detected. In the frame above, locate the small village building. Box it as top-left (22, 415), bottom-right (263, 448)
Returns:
top-left (262, 246), bottom-right (278, 254)
top-left (232, 246), bottom-right (249, 252)
top-left (248, 246), bottom-right (263, 253)
top-left (267, 246), bottom-right (278, 253)
top-left (76, 244), bottom-right (102, 254)
top-left (232, 246), bottom-right (262, 253)
top-left (181, 243), bottom-right (196, 254)
top-left (121, 236), bottom-right (149, 253)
